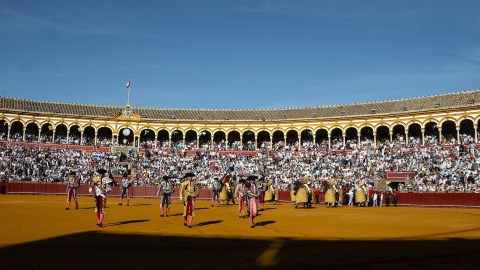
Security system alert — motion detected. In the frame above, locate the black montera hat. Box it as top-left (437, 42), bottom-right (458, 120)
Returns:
top-left (69, 171), bottom-right (76, 176)
top-left (123, 172), bottom-right (128, 177)
top-left (247, 175), bottom-right (258, 181)
top-left (97, 168), bottom-right (107, 174)
top-left (184, 172), bottom-right (195, 179)
top-left (163, 176), bottom-right (171, 180)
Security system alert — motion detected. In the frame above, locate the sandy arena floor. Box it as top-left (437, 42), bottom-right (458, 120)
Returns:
top-left (1, 195), bottom-right (479, 269)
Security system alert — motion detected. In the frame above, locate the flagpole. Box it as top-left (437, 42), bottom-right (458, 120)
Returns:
top-left (126, 77), bottom-right (131, 107)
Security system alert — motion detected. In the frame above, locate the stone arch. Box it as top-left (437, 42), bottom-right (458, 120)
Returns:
top-left (376, 125), bottom-right (390, 144)
top-left (424, 121), bottom-right (439, 145)
top-left (25, 122), bottom-right (39, 142)
top-left (157, 129), bottom-right (169, 148)
top-left (286, 129), bottom-right (299, 147)
top-left (359, 126), bottom-right (374, 148)
top-left (213, 130), bottom-right (226, 150)
top-left (459, 118), bottom-right (474, 142)
top-left (272, 130), bottom-right (285, 149)
top-left (171, 129), bottom-right (183, 148)
top-left (441, 119), bottom-right (457, 144)
top-left (98, 126), bottom-right (114, 146)
top-left (315, 128), bottom-right (328, 148)
top-left (9, 120), bottom-right (24, 141)
top-left (139, 128), bottom-right (155, 148)
top-left (227, 130), bottom-right (241, 150)
top-left (392, 124), bottom-right (406, 146)
top-left (198, 130), bottom-right (211, 149)
top-left (0, 119), bottom-right (8, 140)
top-left (257, 130), bottom-right (271, 150)
top-left (300, 129), bottom-right (314, 147)
top-left (345, 127), bottom-right (358, 148)
top-left (69, 125), bottom-right (81, 145)
top-left (185, 130), bottom-right (198, 149)
top-left (83, 126), bottom-right (95, 145)
top-left (330, 127), bottom-right (343, 148)
top-left (54, 123), bottom-right (68, 143)
top-left (39, 122), bottom-right (53, 143)
top-left (407, 123), bottom-right (422, 146)
top-left (242, 130), bottom-right (255, 150)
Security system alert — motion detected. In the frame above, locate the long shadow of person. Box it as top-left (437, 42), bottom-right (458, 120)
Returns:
top-left (255, 221), bottom-right (276, 227)
top-left (195, 220), bottom-right (223, 227)
top-left (103, 219), bottom-right (150, 227)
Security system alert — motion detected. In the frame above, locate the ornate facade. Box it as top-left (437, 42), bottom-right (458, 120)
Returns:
top-left (1, 89), bottom-right (479, 150)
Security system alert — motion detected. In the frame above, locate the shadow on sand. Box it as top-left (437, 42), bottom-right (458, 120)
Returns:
top-left (1, 232), bottom-right (479, 269)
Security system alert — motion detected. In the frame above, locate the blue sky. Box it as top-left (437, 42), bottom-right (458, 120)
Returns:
top-left (0, 0), bottom-right (479, 109)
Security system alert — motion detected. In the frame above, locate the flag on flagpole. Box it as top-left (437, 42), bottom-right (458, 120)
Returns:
top-left (126, 78), bottom-right (130, 89)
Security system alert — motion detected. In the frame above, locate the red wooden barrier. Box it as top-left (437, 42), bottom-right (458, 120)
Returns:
top-left (278, 191), bottom-right (290, 201)
top-left (423, 193), bottom-right (436, 205)
top-left (145, 187), bottom-right (156, 197)
top-left (435, 193), bottom-right (450, 206)
top-left (2, 182), bottom-right (480, 207)
top-left (33, 183), bottom-right (46, 194)
top-left (21, 183), bottom-right (34, 194)
top-left (134, 187), bottom-right (146, 197)
top-left (8, 183), bottom-right (21, 193)
top-left (464, 193), bottom-right (479, 206)
top-left (109, 186), bottom-right (120, 197)
top-left (45, 184), bottom-right (58, 194)
top-left (449, 193), bottom-right (464, 206)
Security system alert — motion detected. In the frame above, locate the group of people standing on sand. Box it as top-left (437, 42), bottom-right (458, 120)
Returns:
top-left (65, 169), bottom-right (273, 229)
top-left (65, 169), bottom-right (400, 229)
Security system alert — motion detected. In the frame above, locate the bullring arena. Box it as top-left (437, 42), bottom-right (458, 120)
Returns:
top-left (1, 90), bottom-right (480, 269)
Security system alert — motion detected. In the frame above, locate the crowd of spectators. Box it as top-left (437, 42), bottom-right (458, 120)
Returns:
top-left (1, 140), bottom-right (479, 193)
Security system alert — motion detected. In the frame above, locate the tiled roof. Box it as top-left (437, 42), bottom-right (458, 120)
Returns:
top-left (1, 89), bottom-right (478, 121)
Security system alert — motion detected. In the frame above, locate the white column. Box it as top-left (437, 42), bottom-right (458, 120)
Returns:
top-left (7, 126), bottom-right (10, 141)
top-left (80, 130), bottom-right (83, 145)
top-left (373, 132), bottom-right (377, 148)
top-left (154, 133), bottom-right (158, 149)
top-left (196, 135), bottom-right (199, 149)
top-left (421, 128), bottom-right (425, 146)
top-left (38, 129), bottom-right (41, 143)
top-left (474, 125), bottom-right (478, 143)
top-left (438, 127), bottom-right (442, 144)
top-left (342, 133), bottom-right (346, 148)
top-left (328, 133), bottom-right (331, 149)
top-left (66, 132), bottom-right (69, 144)
top-left (23, 128), bottom-right (26, 141)
top-left (168, 135), bottom-right (171, 148)
top-left (94, 132), bottom-right (97, 146)
top-left (226, 136), bottom-right (229, 150)
top-left (240, 135), bottom-right (243, 150)
top-left (405, 129), bottom-right (409, 146)
top-left (389, 131), bottom-right (393, 142)
top-left (357, 132), bottom-right (361, 149)
top-left (52, 131), bottom-right (55, 143)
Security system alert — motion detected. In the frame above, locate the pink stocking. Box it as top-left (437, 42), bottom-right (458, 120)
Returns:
top-left (67, 201), bottom-right (71, 208)
top-left (161, 208), bottom-right (164, 215)
top-left (99, 213), bottom-right (104, 224)
top-left (249, 215), bottom-right (254, 227)
top-left (96, 212), bottom-right (100, 224)
top-left (188, 216), bottom-right (194, 226)
top-left (166, 208), bottom-right (169, 215)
